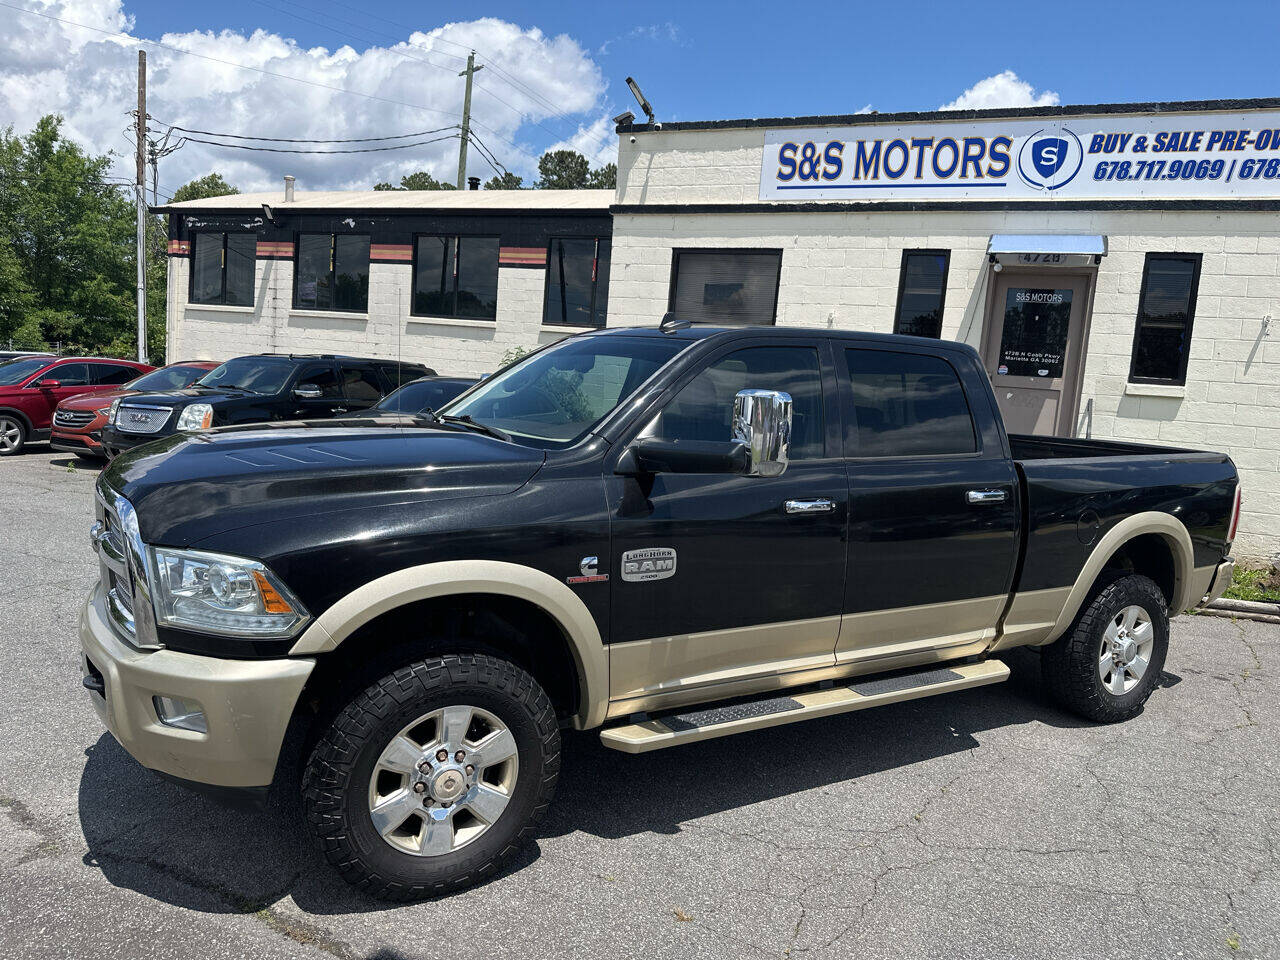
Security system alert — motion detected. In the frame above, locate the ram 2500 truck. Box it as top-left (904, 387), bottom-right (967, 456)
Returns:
top-left (78, 324), bottom-right (1240, 900)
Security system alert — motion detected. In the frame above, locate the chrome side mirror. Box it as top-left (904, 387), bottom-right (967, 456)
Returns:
top-left (293, 383), bottom-right (323, 400)
top-left (732, 389), bottom-right (792, 477)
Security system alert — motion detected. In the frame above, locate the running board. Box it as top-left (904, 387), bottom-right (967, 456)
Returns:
top-left (599, 660), bottom-right (1010, 754)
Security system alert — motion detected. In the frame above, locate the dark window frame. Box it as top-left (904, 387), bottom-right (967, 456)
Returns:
top-left (1128, 252), bottom-right (1203, 386)
top-left (188, 231), bottom-right (257, 307)
top-left (410, 233), bottom-right (502, 321)
top-left (542, 235), bottom-right (609, 329)
top-left (292, 232), bottom-right (372, 314)
top-left (667, 248), bottom-right (783, 326)
top-left (892, 249), bottom-right (950, 338)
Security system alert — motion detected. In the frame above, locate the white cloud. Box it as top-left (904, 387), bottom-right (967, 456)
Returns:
top-left (598, 22), bottom-right (681, 55)
top-left (546, 114), bottom-right (616, 170)
top-left (0, 1), bottom-right (613, 195)
top-left (939, 70), bottom-right (1059, 111)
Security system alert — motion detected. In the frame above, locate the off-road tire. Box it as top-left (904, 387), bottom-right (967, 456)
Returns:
top-left (0, 415), bottom-right (26, 456)
top-left (302, 654), bottom-right (560, 900)
top-left (1041, 573), bottom-right (1169, 723)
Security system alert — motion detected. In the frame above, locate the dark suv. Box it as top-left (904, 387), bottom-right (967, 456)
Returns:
top-left (100, 354), bottom-right (432, 456)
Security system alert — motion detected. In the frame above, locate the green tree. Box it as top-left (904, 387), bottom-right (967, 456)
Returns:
top-left (483, 171), bottom-right (524, 190)
top-left (585, 162), bottom-right (617, 190)
top-left (536, 149), bottom-right (590, 189)
top-left (374, 170), bottom-right (456, 191)
top-left (170, 172), bottom-right (239, 204)
top-left (0, 115), bottom-right (138, 356)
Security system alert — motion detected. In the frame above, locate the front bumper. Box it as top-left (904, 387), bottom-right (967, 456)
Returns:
top-left (50, 429), bottom-right (104, 455)
top-left (78, 583), bottom-right (314, 788)
top-left (99, 426), bottom-right (160, 457)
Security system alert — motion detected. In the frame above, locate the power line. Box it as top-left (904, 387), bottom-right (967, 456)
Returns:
top-left (176, 132), bottom-right (460, 155)
top-left (248, 0), bottom-right (615, 156)
top-left (153, 121), bottom-right (459, 144)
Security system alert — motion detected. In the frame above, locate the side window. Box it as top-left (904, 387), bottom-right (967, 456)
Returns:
top-left (48, 363), bottom-right (90, 386)
top-left (340, 365), bottom-right (382, 402)
top-left (91, 364), bottom-right (137, 385)
top-left (294, 365), bottom-right (342, 398)
top-left (668, 250), bottom-right (782, 326)
top-left (650, 346), bottom-right (825, 460)
top-left (844, 349), bottom-right (976, 458)
top-left (1129, 253), bottom-right (1202, 385)
top-left (893, 250), bottom-right (949, 338)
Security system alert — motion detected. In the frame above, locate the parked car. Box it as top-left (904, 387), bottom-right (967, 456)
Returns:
top-left (333, 376), bottom-right (478, 421)
top-left (79, 325), bottom-right (1238, 899)
top-left (50, 360), bottom-right (220, 461)
top-left (99, 354), bottom-right (433, 457)
top-left (0, 355), bottom-right (154, 455)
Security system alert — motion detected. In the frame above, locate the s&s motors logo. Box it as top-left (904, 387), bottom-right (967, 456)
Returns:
top-left (1016, 127), bottom-right (1083, 191)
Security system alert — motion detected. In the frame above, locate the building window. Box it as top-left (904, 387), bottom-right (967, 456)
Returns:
top-left (544, 237), bottom-right (609, 328)
top-left (294, 234), bottom-right (370, 312)
top-left (668, 249), bottom-right (782, 326)
top-left (1130, 253), bottom-right (1202, 385)
top-left (413, 236), bottom-right (500, 320)
top-left (190, 233), bottom-right (256, 307)
top-left (893, 250), bottom-right (950, 338)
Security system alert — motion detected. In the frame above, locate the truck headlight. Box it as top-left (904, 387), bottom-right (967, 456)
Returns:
top-left (107, 398), bottom-right (121, 425)
top-left (150, 547), bottom-right (309, 638)
top-left (176, 403), bottom-right (214, 431)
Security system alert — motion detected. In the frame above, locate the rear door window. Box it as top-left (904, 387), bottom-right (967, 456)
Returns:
top-left (843, 349), bottom-right (976, 457)
top-left (89, 363), bottom-right (138, 385)
top-left (339, 364), bottom-right (383, 404)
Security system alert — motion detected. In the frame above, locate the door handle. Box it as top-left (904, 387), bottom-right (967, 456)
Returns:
top-left (785, 498), bottom-right (836, 514)
top-left (966, 489), bottom-right (1008, 504)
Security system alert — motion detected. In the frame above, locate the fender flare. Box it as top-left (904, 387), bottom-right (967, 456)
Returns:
top-left (288, 560), bottom-right (609, 729)
top-left (1045, 511), bottom-right (1194, 645)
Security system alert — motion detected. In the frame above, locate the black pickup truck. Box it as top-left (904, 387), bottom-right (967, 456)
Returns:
top-left (99, 353), bottom-right (431, 457)
top-left (79, 324), bottom-right (1239, 899)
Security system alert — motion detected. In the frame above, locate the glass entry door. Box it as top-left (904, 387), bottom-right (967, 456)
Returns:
top-left (982, 273), bottom-right (1090, 436)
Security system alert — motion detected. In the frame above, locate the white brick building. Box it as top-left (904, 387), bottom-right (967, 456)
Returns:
top-left (609, 98), bottom-right (1280, 560)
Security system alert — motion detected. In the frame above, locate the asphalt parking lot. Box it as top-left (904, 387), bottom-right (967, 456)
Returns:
top-left (0, 446), bottom-right (1276, 960)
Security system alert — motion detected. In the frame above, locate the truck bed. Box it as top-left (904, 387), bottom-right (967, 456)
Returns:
top-left (1007, 433), bottom-right (1237, 599)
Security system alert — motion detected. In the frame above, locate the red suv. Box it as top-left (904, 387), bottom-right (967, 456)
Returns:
top-left (0, 356), bottom-right (154, 456)
top-left (50, 360), bottom-right (218, 460)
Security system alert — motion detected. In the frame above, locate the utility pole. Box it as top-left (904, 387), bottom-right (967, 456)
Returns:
top-left (134, 50), bottom-right (149, 364)
top-left (456, 51), bottom-right (482, 189)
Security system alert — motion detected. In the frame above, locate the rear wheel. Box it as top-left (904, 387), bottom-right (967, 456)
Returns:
top-left (1041, 573), bottom-right (1169, 723)
top-left (0, 415), bottom-right (26, 455)
top-left (302, 654), bottom-right (560, 900)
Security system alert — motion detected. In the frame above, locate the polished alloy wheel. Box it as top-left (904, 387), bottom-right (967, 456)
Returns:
top-left (366, 704), bottom-right (519, 857)
top-left (1097, 604), bottom-right (1154, 695)
top-left (0, 418), bottom-right (21, 453)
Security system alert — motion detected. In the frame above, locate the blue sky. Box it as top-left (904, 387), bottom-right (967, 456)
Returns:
top-left (3, 0), bottom-right (1277, 193)
top-left (119, 0), bottom-right (1280, 122)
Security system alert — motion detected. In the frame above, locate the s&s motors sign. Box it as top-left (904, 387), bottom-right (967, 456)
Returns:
top-left (758, 110), bottom-right (1280, 201)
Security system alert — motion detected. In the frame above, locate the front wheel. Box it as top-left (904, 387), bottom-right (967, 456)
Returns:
top-left (0, 415), bottom-right (26, 455)
top-left (1041, 573), bottom-right (1169, 723)
top-left (303, 654), bottom-right (560, 900)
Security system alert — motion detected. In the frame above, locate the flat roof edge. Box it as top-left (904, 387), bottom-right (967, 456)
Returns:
top-left (616, 95), bottom-right (1280, 135)
top-left (611, 198), bottom-right (1280, 214)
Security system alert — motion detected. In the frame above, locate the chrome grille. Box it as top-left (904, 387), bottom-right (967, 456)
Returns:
top-left (115, 405), bottom-right (172, 434)
top-left (54, 408), bottom-right (96, 428)
top-left (92, 480), bottom-right (161, 649)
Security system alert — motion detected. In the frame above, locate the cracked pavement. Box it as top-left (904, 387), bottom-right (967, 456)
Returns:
top-left (1, 448), bottom-right (1277, 959)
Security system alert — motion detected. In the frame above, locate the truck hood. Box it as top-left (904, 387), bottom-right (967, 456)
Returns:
top-left (114, 386), bottom-right (248, 410)
top-left (101, 420), bottom-right (546, 545)
top-left (59, 387), bottom-right (140, 411)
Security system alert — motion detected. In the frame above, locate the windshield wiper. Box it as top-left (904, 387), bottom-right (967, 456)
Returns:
top-left (440, 414), bottom-right (512, 443)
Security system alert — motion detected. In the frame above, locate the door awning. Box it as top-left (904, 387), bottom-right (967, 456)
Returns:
top-left (987, 234), bottom-right (1108, 257)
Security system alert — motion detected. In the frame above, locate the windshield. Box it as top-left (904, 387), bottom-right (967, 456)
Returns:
top-left (127, 364), bottom-right (211, 392)
top-left (377, 380), bottom-right (474, 413)
top-left (0, 357), bottom-right (54, 386)
top-left (440, 335), bottom-right (687, 448)
top-left (196, 357), bottom-right (292, 395)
